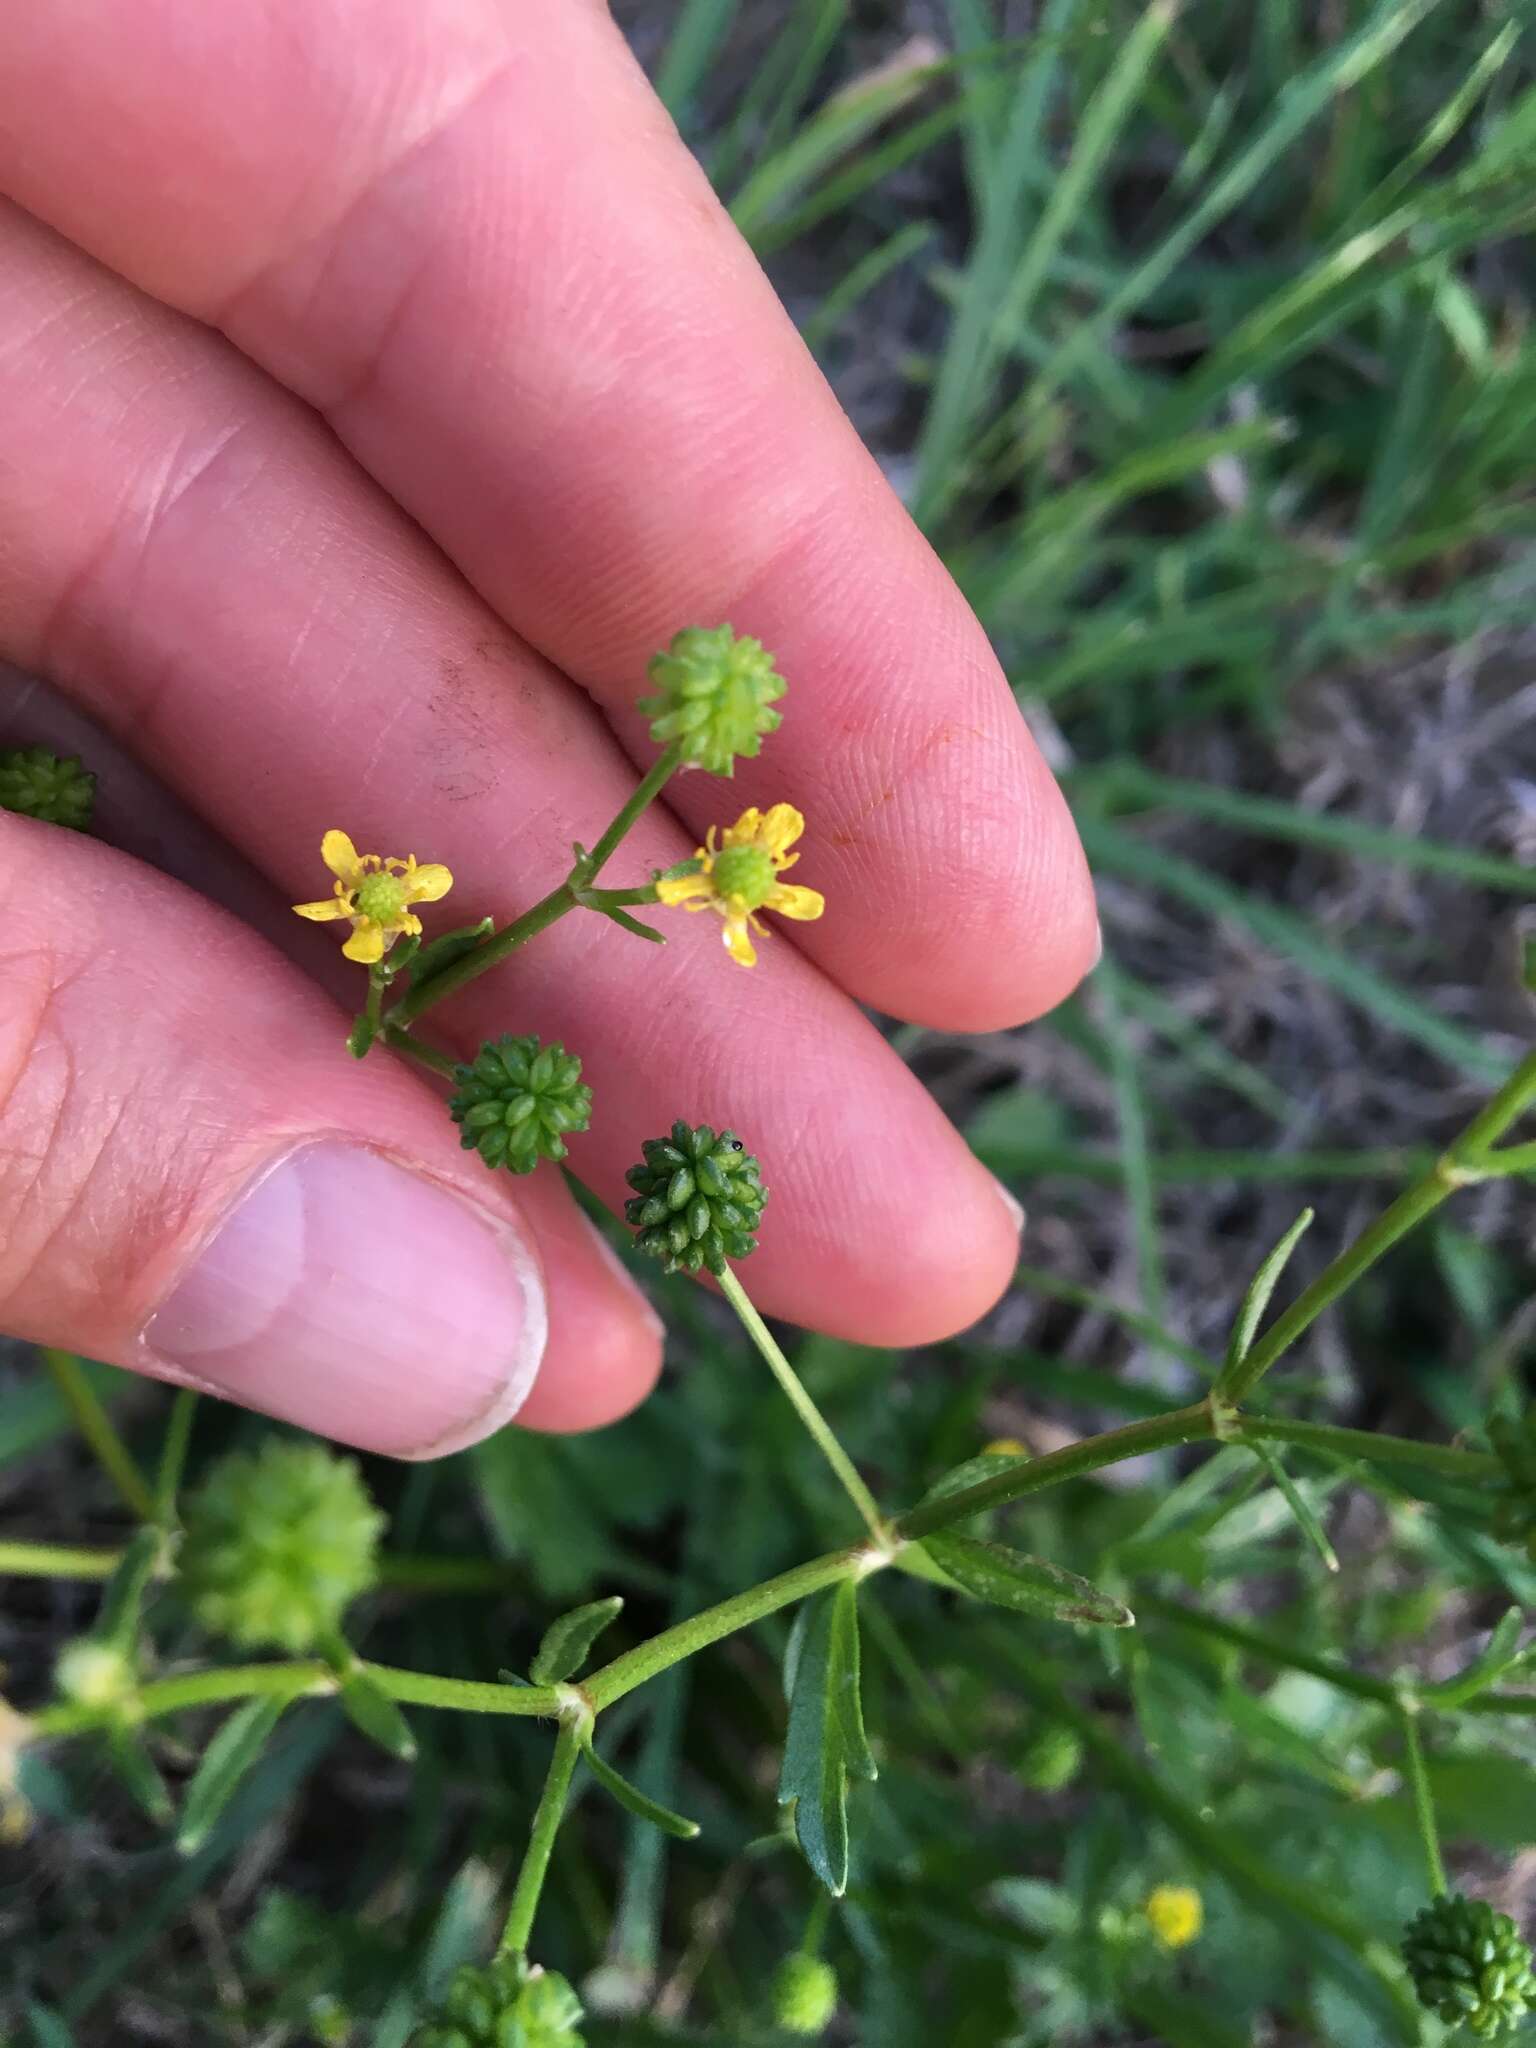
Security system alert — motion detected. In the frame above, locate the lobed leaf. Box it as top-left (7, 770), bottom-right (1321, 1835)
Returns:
top-left (778, 1581), bottom-right (877, 1895)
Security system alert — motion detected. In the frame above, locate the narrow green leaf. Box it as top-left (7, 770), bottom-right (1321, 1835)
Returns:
top-left (582, 1737), bottom-right (700, 1840)
top-left (1426, 1609), bottom-right (1531, 1708)
top-left (778, 1582), bottom-right (877, 1895)
top-left (106, 1726), bottom-right (173, 1826)
top-left (177, 1696), bottom-right (286, 1852)
top-left (95, 1526), bottom-right (164, 1652)
top-left (1216, 1210), bottom-right (1315, 1397)
top-left (530, 1596), bottom-right (625, 1685)
top-left (919, 1448), bottom-right (1026, 1508)
top-left (339, 1670), bottom-right (417, 1761)
top-left (922, 1531), bottom-right (1132, 1628)
top-left (1251, 1443), bottom-right (1340, 1575)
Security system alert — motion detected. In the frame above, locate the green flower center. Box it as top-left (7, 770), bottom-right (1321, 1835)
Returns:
top-left (355, 870), bottom-right (409, 923)
top-left (711, 843), bottom-right (776, 910)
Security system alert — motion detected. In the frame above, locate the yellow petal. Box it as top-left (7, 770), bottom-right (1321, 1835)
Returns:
top-left (321, 829), bottom-right (364, 886)
top-left (766, 883), bottom-right (824, 922)
top-left (722, 917), bottom-right (757, 968)
top-left (405, 862), bottom-right (454, 904)
top-left (342, 920), bottom-right (386, 964)
top-left (757, 804), bottom-right (805, 859)
top-left (721, 807), bottom-right (764, 850)
top-left (656, 874), bottom-right (715, 908)
top-left (292, 896), bottom-right (350, 922)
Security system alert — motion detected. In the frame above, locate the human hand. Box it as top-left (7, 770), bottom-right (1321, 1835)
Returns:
top-left (0, 1), bottom-right (1096, 1457)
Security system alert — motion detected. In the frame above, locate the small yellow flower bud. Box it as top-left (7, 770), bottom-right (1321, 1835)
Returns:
top-left (1145, 1884), bottom-right (1203, 1950)
top-left (56, 1639), bottom-right (136, 1711)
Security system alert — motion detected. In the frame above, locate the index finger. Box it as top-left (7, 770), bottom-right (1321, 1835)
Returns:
top-left (0, 0), bottom-right (1098, 1030)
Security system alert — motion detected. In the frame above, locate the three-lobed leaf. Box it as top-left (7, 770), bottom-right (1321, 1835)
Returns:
top-left (530, 1596), bottom-right (625, 1685)
top-left (778, 1581), bottom-right (877, 1896)
top-left (922, 1531), bottom-right (1132, 1628)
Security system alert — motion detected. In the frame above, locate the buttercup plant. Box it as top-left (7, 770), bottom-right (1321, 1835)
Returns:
top-left (4, 628), bottom-right (1536, 2043)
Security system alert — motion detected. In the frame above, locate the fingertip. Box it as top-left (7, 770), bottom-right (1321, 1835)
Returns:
top-left (511, 1206), bottom-right (665, 1433)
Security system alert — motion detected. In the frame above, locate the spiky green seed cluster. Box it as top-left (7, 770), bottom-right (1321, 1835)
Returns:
top-left (179, 1442), bottom-right (383, 1654)
top-left (639, 624), bottom-right (785, 776)
top-left (1402, 1894), bottom-right (1535, 2038)
top-left (413, 1955), bottom-right (584, 2047)
top-left (449, 1036), bottom-right (592, 1175)
top-left (1489, 1411), bottom-right (1536, 1560)
top-left (624, 1121), bottom-right (766, 1275)
top-left (769, 1954), bottom-right (839, 2038)
top-left (0, 746), bottom-right (96, 829)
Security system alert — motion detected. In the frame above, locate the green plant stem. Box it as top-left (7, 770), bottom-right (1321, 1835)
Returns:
top-left (0, 1540), bottom-right (544, 1596)
top-left (717, 1266), bottom-right (886, 1542)
top-left (1483, 1138), bottom-right (1536, 1176)
top-left (389, 744), bottom-right (682, 1028)
top-left (1398, 1703), bottom-right (1447, 1896)
top-left (1232, 1414), bottom-right (1498, 1479)
top-left (0, 1540), bottom-right (127, 1581)
top-left (500, 1718), bottom-right (585, 1958)
top-left (588, 1547), bottom-right (874, 1711)
top-left (1222, 1049), bottom-right (1536, 1403)
top-left (895, 1405), bottom-right (1215, 1540)
top-left (578, 743), bottom-right (683, 881)
top-left (41, 1349), bottom-right (154, 1522)
top-left (1138, 1591), bottom-right (1398, 1705)
top-left (33, 1661), bottom-right (330, 1738)
top-left (381, 1026), bottom-right (460, 1077)
top-left (153, 1392), bottom-right (198, 1526)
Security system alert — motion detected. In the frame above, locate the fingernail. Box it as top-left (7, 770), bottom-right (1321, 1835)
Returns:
top-left (143, 1142), bottom-right (546, 1457)
top-left (992, 1177), bottom-right (1027, 1236)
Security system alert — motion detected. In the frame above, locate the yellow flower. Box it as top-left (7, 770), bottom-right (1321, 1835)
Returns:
top-left (1145, 1884), bottom-right (1203, 1950)
top-left (292, 830), bottom-right (453, 965)
top-left (654, 804), bottom-right (824, 968)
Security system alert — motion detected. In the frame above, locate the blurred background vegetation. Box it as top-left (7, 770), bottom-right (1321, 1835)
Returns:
top-left (5, 2), bottom-right (1536, 2041)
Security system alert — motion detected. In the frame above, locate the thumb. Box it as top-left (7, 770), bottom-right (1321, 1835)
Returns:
top-left (0, 815), bottom-right (661, 1454)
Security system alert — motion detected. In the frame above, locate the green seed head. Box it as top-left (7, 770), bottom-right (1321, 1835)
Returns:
top-left (624, 1120), bottom-right (766, 1276)
top-left (710, 842), bottom-right (777, 909)
top-left (639, 624), bottom-right (786, 777)
top-left (769, 1954), bottom-right (839, 2037)
top-left (413, 1956), bottom-right (584, 2046)
top-left (354, 869), bottom-right (409, 923)
top-left (449, 1034), bottom-right (593, 1176)
top-left (0, 746), bottom-right (96, 830)
top-left (1402, 1893), bottom-right (1536, 2037)
top-left (179, 1442), bottom-right (384, 1654)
